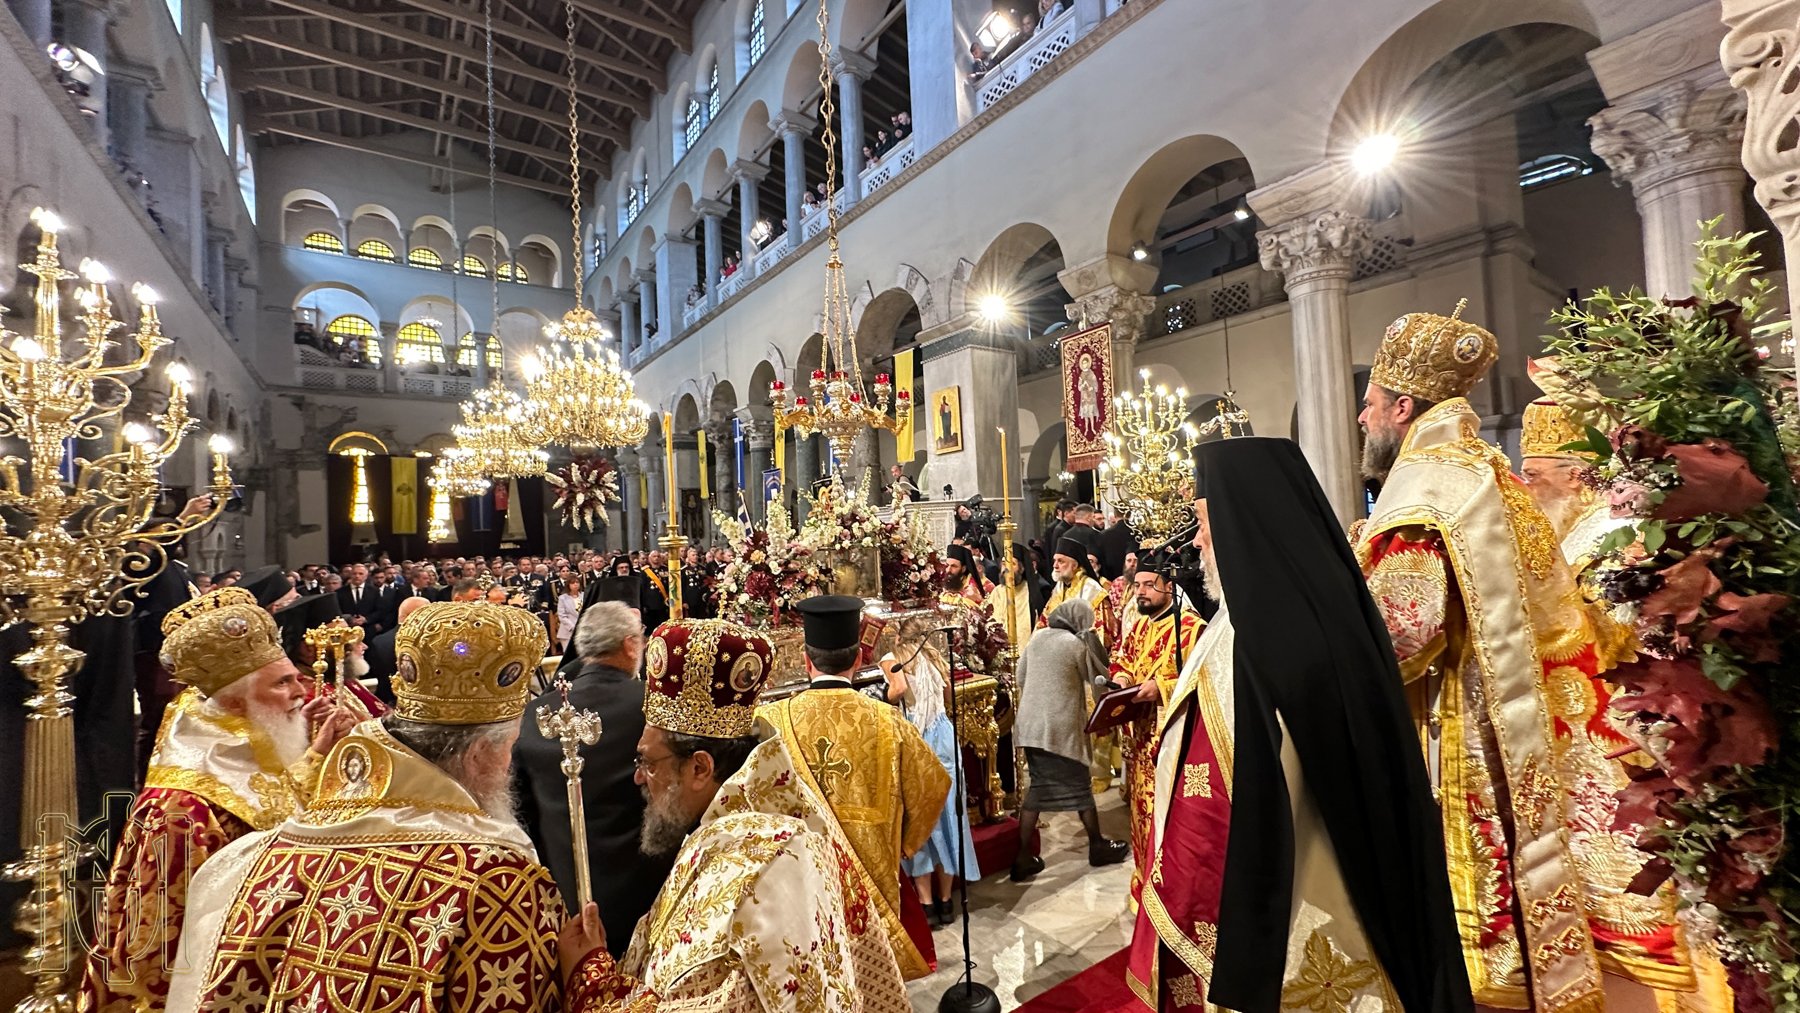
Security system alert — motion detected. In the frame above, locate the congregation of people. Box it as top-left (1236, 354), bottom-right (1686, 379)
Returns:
top-left (67, 304), bottom-right (1715, 1013)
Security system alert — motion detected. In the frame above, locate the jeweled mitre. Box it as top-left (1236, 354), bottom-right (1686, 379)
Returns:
top-left (394, 601), bottom-right (548, 724)
top-left (1520, 400), bottom-right (1591, 461)
top-left (159, 587), bottom-right (289, 696)
top-left (643, 619), bottom-right (775, 738)
top-left (1369, 305), bottom-right (1498, 404)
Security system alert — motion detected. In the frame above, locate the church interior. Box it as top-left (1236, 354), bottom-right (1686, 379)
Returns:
top-left (2, 0), bottom-right (1799, 1009)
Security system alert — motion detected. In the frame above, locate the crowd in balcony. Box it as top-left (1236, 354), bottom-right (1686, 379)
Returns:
top-left (863, 112), bottom-right (913, 168)
top-left (294, 320), bottom-right (380, 370)
top-left (970, 0), bottom-right (1069, 81)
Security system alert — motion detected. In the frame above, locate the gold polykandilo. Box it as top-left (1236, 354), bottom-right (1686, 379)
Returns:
top-left (393, 601), bottom-right (548, 724)
top-left (1369, 299), bottom-right (1498, 404)
top-left (160, 587), bottom-right (289, 696)
top-left (1520, 400), bottom-right (1591, 461)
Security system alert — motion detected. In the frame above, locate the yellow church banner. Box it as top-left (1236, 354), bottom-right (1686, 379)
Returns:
top-left (390, 457), bottom-right (419, 534)
top-left (894, 348), bottom-right (915, 460)
top-left (696, 429), bottom-right (709, 499)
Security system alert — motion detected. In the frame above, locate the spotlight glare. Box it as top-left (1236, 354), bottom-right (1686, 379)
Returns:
top-left (978, 294), bottom-right (1008, 322)
top-left (1352, 134), bottom-right (1400, 174)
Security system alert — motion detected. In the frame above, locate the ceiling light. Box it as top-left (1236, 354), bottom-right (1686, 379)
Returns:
top-left (1352, 134), bottom-right (1400, 174)
top-left (1130, 242), bottom-right (1149, 262)
top-left (979, 294), bottom-right (1008, 322)
top-left (1233, 207), bottom-right (1250, 221)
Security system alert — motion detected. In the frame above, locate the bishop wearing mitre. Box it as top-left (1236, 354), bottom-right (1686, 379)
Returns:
top-left (758, 595), bottom-right (951, 980)
top-left (80, 587), bottom-right (356, 1013)
top-left (166, 601), bottom-right (565, 1013)
top-left (1357, 307), bottom-right (1709, 1011)
top-left (1127, 436), bottom-right (1467, 1013)
top-left (1517, 383), bottom-right (1635, 576)
top-left (559, 616), bottom-right (913, 1011)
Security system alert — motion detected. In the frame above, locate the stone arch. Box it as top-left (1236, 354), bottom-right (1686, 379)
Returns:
top-left (411, 214), bottom-right (457, 245)
top-left (635, 226), bottom-right (658, 268)
top-left (292, 281), bottom-right (379, 332)
top-left (672, 80), bottom-right (696, 161)
top-left (854, 287), bottom-right (921, 363)
top-left (279, 188), bottom-right (340, 244)
top-left (615, 256), bottom-right (635, 296)
top-left (347, 204), bottom-right (403, 258)
top-left (596, 275), bottom-right (616, 307)
top-left (732, 0), bottom-right (762, 79)
top-left (516, 233), bottom-right (563, 287)
top-left (708, 379), bottom-right (738, 421)
top-left (702, 148), bottom-right (733, 201)
top-left (781, 45), bottom-right (823, 114)
top-left (835, 0), bottom-right (889, 50)
top-left (1325, 0), bottom-right (1601, 159)
top-left (737, 100), bottom-right (773, 160)
top-left (467, 225), bottom-right (511, 258)
top-left (666, 183), bottom-right (695, 234)
top-left (674, 393), bottom-right (703, 430)
top-left (399, 295), bottom-right (474, 340)
top-left (1026, 420), bottom-right (1066, 480)
top-left (746, 359), bottom-right (778, 408)
top-left (969, 224), bottom-right (1067, 324)
top-left (695, 42), bottom-right (723, 95)
top-left (793, 332), bottom-right (824, 386)
top-left (1108, 135), bottom-right (1252, 255)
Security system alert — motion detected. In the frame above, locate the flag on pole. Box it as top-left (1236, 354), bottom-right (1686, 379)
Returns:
top-left (762, 468), bottom-right (782, 506)
top-left (894, 347), bottom-right (916, 461)
top-left (732, 417), bottom-right (745, 490)
top-left (696, 429), bottom-right (709, 499)
top-left (736, 487), bottom-right (752, 527)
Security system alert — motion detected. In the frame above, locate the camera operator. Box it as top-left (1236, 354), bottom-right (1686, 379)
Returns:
top-left (955, 495), bottom-right (999, 561)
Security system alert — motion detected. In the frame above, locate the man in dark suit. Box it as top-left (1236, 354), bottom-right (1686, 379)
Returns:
top-left (363, 595), bottom-right (429, 705)
top-left (640, 552), bottom-right (672, 630)
top-left (1098, 512), bottom-right (1137, 581)
top-left (514, 590), bottom-right (672, 956)
top-left (336, 562), bottom-right (380, 631)
top-left (377, 564), bottom-right (443, 628)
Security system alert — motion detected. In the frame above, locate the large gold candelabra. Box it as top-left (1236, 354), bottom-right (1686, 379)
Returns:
top-left (765, 0), bottom-right (909, 470)
top-left (1103, 369), bottom-right (1198, 546)
top-left (0, 208), bottom-right (234, 1013)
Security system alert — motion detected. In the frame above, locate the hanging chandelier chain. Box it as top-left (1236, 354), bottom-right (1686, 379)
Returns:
top-left (565, 0), bottom-right (584, 307)
top-left (484, 0), bottom-right (501, 345)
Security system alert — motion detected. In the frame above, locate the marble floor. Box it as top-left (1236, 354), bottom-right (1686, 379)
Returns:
top-left (905, 793), bottom-right (1136, 1012)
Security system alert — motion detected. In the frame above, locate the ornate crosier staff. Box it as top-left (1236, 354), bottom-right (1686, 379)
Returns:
top-left (305, 622), bottom-right (366, 708)
top-left (535, 677), bottom-right (602, 907)
top-left (0, 208), bottom-right (234, 1013)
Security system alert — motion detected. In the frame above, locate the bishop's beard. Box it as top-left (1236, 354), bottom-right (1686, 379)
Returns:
top-left (240, 698), bottom-right (311, 767)
top-left (1200, 542), bottom-right (1225, 605)
top-left (640, 777), bottom-right (702, 856)
top-left (1361, 425), bottom-right (1402, 482)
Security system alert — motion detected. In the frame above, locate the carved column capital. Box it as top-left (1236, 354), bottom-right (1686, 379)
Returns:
top-left (735, 406), bottom-right (775, 450)
top-left (1588, 77), bottom-right (1745, 191)
top-left (1062, 286), bottom-right (1158, 343)
top-left (1255, 210), bottom-right (1371, 286)
top-left (1724, 0), bottom-right (1800, 319)
top-left (616, 448), bottom-right (642, 477)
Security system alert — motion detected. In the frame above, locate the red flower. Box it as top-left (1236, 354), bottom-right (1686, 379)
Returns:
top-left (1653, 439), bottom-right (1769, 521)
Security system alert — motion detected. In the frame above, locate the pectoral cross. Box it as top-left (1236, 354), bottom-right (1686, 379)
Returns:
top-left (810, 736), bottom-right (853, 798)
top-left (536, 679), bottom-right (603, 907)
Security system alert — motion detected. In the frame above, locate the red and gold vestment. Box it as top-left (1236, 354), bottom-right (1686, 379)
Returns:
top-left (1357, 398), bottom-right (1699, 1013)
top-left (166, 721), bottom-right (563, 1013)
top-left (1036, 575), bottom-right (1116, 651)
top-left (79, 688), bottom-right (323, 1013)
top-left (1108, 603), bottom-right (1201, 908)
top-left (566, 730), bottom-right (913, 1013)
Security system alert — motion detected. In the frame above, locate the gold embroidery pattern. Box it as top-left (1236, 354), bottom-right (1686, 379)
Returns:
top-left (1194, 922), bottom-right (1218, 962)
top-left (1168, 973), bottom-right (1204, 1009)
top-left (809, 737), bottom-right (854, 798)
top-left (1511, 754), bottom-right (1560, 837)
top-left (1280, 931), bottom-right (1380, 1013)
top-left (1366, 545), bottom-right (1450, 662)
top-left (1536, 925), bottom-right (1591, 964)
top-left (1495, 468), bottom-right (1559, 580)
top-left (1528, 883), bottom-right (1580, 926)
top-left (1181, 763), bottom-right (1213, 798)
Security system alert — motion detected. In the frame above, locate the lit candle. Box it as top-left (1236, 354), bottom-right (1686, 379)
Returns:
top-left (998, 426), bottom-right (1010, 521)
top-left (662, 415), bottom-right (677, 529)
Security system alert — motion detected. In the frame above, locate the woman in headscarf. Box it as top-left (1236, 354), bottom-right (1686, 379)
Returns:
top-left (881, 618), bottom-right (980, 928)
top-left (1009, 598), bottom-right (1129, 880)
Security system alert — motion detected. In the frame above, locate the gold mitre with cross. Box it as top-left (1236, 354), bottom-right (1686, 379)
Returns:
top-left (159, 587), bottom-right (289, 697)
top-left (1520, 400), bottom-right (1592, 461)
top-left (1369, 298), bottom-right (1498, 404)
top-left (394, 601), bottom-right (548, 724)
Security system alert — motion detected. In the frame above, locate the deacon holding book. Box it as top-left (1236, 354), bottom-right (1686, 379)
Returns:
top-left (757, 595), bottom-right (950, 980)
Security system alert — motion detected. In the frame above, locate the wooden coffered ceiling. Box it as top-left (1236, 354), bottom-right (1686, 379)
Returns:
top-left (219, 0), bottom-right (701, 196)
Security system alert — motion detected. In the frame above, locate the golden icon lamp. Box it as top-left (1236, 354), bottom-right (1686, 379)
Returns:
top-left (770, 359), bottom-right (909, 469)
top-left (0, 208), bottom-right (235, 1013)
top-left (1103, 369), bottom-right (1198, 546)
top-left (521, 307), bottom-right (649, 449)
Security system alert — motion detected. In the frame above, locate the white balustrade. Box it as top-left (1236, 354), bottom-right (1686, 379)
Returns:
top-left (976, 8), bottom-right (1083, 113)
top-left (753, 234), bottom-right (791, 274)
top-left (860, 136), bottom-right (916, 194)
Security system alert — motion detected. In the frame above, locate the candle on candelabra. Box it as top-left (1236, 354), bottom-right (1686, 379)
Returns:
top-left (998, 426), bottom-right (1010, 521)
top-left (662, 415), bottom-right (678, 529)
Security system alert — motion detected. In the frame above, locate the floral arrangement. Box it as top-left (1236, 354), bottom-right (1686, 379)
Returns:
top-left (798, 474), bottom-right (884, 554)
top-left (544, 457), bottom-right (619, 532)
top-left (1540, 222), bottom-right (1800, 1013)
top-left (879, 503), bottom-right (941, 606)
top-left (710, 501), bottom-right (825, 625)
top-left (948, 596), bottom-right (1011, 679)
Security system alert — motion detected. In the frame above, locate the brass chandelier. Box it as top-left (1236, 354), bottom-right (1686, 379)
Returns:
top-left (1103, 369), bottom-right (1198, 545)
top-left (520, 0), bottom-right (648, 450)
top-left (767, 0), bottom-right (908, 467)
top-left (1, 208), bottom-right (234, 1011)
top-left (454, 382), bottom-right (548, 478)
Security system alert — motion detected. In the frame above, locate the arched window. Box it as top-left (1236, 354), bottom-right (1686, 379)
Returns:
top-left (497, 262), bottom-right (515, 282)
top-left (621, 184), bottom-right (645, 230)
top-left (457, 332), bottom-right (479, 369)
top-left (234, 127), bottom-right (256, 222)
top-left (395, 322), bottom-right (445, 366)
top-left (708, 62), bottom-right (721, 119)
top-left (748, 0), bottom-right (766, 67)
top-left (408, 247), bottom-right (444, 269)
top-left (303, 231), bottom-right (345, 253)
top-left (511, 264), bottom-right (530, 284)
top-left (684, 95), bottom-right (703, 153)
top-left (487, 337), bottom-right (505, 372)
top-left (355, 239), bottom-right (396, 262)
top-left (326, 314), bottom-right (381, 364)
top-left (199, 26), bottom-right (229, 153)
top-left (460, 254), bottom-right (489, 277)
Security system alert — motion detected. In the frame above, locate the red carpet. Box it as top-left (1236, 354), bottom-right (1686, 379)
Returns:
top-left (971, 817), bottom-right (1037, 879)
top-left (1013, 947), bottom-right (1142, 1013)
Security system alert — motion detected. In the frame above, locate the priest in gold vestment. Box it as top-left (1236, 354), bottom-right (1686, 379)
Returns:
top-left (166, 601), bottom-right (564, 1013)
top-left (80, 588), bottom-right (355, 1013)
top-left (1037, 536), bottom-right (1117, 649)
top-left (1356, 307), bottom-right (1708, 1013)
top-left (559, 617), bottom-right (913, 1012)
top-left (1107, 561), bottom-right (1200, 908)
top-left (757, 595), bottom-right (950, 981)
top-left (1518, 397), bottom-right (1634, 574)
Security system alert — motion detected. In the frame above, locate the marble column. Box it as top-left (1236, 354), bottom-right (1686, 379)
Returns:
top-left (618, 450), bottom-right (644, 551)
top-left (706, 418), bottom-right (736, 520)
top-left (738, 409), bottom-right (775, 521)
top-left (634, 269), bottom-right (658, 346)
top-left (9, 0), bottom-right (51, 48)
top-left (917, 325), bottom-right (1021, 504)
top-left (770, 110), bottom-right (818, 242)
top-left (832, 50), bottom-right (877, 206)
top-left (1020, 476), bottom-right (1047, 544)
top-left (694, 198), bottom-right (729, 307)
top-left (110, 68), bottom-right (152, 171)
top-left (654, 238), bottom-right (697, 339)
top-left (1255, 207), bottom-right (1371, 526)
top-left (1588, 12), bottom-right (1747, 299)
top-left (905, 0), bottom-right (966, 152)
top-left (618, 296), bottom-right (639, 355)
top-left (65, 0), bottom-right (109, 148)
top-left (793, 433), bottom-right (818, 524)
top-left (732, 159), bottom-right (770, 255)
top-left (641, 446), bottom-right (666, 540)
top-left (1726, 0), bottom-right (1800, 321)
